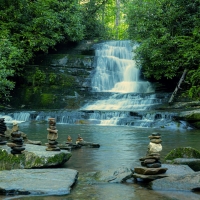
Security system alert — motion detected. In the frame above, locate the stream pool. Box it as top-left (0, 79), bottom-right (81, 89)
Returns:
top-left (2, 123), bottom-right (200, 200)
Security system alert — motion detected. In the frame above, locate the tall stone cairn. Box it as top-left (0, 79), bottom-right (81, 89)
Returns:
top-left (140, 132), bottom-right (162, 168)
top-left (0, 118), bottom-right (7, 145)
top-left (134, 132), bottom-right (168, 176)
top-left (46, 118), bottom-right (60, 151)
top-left (7, 121), bottom-right (25, 154)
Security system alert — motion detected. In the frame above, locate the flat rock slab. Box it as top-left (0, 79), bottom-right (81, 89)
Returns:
top-left (133, 164), bottom-right (194, 180)
top-left (0, 144), bottom-right (72, 170)
top-left (150, 171), bottom-right (200, 192)
top-left (172, 158), bottom-right (200, 171)
top-left (0, 168), bottom-right (78, 196)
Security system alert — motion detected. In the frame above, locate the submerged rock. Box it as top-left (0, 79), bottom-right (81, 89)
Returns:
top-left (0, 168), bottom-right (78, 195)
top-left (0, 144), bottom-right (72, 170)
top-left (93, 166), bottom-right (133, 183)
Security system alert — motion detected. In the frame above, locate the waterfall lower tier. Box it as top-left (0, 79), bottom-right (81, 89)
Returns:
top-left (0, 107), bottom-right (192, 129)
top-left (81, 93), bottom-right (164, 111)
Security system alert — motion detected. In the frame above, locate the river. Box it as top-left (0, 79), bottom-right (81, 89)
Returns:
top-left (2, 123), bottom-right (200, 200)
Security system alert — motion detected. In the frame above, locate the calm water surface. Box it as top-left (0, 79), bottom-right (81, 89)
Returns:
top-left (2, 123), bottom-right (200, 200)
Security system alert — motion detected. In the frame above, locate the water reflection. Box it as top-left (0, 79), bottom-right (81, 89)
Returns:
top-left (2, 123), bottom-right (200, 200)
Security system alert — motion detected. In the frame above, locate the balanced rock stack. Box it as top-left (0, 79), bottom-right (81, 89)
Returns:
top-left (76, 134), bottom-right (83, 144)
top-left (0, 118), bottom-right (7, 145)
top-left (134, 132), bottom-right (168, 176)
top-left (46, 118), bottom-right (60, 151)
top-left (66, 135), bottom-right (73, 145)
top-left (141, 132), bottom-right (163, 168)
top-left (7, 121), bottom-right (25, 154)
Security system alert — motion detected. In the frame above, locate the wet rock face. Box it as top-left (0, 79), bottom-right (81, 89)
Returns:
top-left (0, 144), bottom-right (72, 170)
top-left (165, 147), bottom-right (200, 171)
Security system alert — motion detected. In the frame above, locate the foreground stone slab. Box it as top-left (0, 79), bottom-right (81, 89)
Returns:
top-left (0, 144), bottom-right (72, 170)
top-left (150, 171), bottom-right (200, 192)
top-left (133, 164), bottom-right (194, 181)
top-left (0, 168), bottom-right (78, 195)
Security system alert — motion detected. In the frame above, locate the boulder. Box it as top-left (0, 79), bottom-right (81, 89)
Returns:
top-left (165, 147), bottom-right (200, 160)
top-left (0, 168), bottom-right (78, 195)
top-left (0, 144), bottom-right (72, 170)
top-left (93, 166), bottom-right (133, 183)
top-left (175, 109), bottom-right (200, 128)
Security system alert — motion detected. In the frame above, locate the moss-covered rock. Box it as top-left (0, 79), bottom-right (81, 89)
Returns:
top-left (0, 144), bottom-right (72, 170)
top-left (165, 147), bottom-right (200, 161)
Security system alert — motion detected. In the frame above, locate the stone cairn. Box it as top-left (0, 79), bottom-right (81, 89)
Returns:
top-left (76, 134), bottom-right (83, 144)
top-left (66, 135), bottom-right (73, 145)
top-left (46, 118), bottom-right (60, 151)
top-left (7, 121), bottom-right (25, 154)
top-left (0, 118), bottom-right (7, 145)
top-left (141, 132), bottom-right (162, 168)
top-left (134, 132), bottom-right (168, 176)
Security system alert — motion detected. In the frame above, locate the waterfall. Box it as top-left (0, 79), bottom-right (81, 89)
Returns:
top-left (3, 40), bottom-right (185, 129)
top-left (79, 40), bottom-right (170, 126)
top-left (82, 40), bottom-right (158, 112)
top-left (91, 40), bottom-right (154, 93)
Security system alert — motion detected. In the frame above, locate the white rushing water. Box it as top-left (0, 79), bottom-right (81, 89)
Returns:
top-left (91, 40), bottom-right (153, 93)
top-left (82, 40), bottom-right (157, 112)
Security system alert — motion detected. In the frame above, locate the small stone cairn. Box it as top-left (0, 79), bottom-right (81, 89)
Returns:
top-left (76, 134), bottom-right (83, 144)
top-left (134, 132), bottom-right (168, 175)
top-left (46, 118), bottom-right (60, 151)
top-left (7, 121), bottom-right (25, 154)
top-left (0, 118), bottom-right (7, 145)
top-left (66, 135), bottom-right (73, 145)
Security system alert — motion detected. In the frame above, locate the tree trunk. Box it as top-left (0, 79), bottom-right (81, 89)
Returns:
top-left (168, 69), bottom-right (188, 104)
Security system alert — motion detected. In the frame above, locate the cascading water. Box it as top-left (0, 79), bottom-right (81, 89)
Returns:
top-left (1, 40), bottom-right (182, 128)
top-left (80, 40), bottom-right (170, 126)
top-left (91, 40), bottom-right (153, 93)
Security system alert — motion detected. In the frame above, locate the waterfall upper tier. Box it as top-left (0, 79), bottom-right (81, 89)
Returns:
top-left (91, 40), bottom-right (154, 93)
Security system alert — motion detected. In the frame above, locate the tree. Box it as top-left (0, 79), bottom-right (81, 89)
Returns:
top-left (0, 0), bottom-right (85, 102)
top-left (127, 0), bottom-right (200, 99)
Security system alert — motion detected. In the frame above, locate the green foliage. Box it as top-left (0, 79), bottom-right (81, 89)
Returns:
top-left (49, 73), bottom-right (57, 85)
top-left (0, 0), bottom-right (85, 102)
top-left (33, 68), bottom-right (46, 86)
top-left (127, 0), bottom-right (200, 99)
top-left (40, 93), bottom-right (55, 107)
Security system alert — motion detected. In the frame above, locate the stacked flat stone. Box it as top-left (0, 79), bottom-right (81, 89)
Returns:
top-left (140, 132), bottom-right (162, 168)
top-left (46, 118), bottom-right (60, 151)
top-left (0, 118), bottom-right (7, 145)
top-left (7, 121), bottom-right (25, 154)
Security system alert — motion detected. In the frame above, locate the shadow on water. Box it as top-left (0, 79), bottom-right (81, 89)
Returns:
top-left (1, 123), bottom-right (200, 200)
